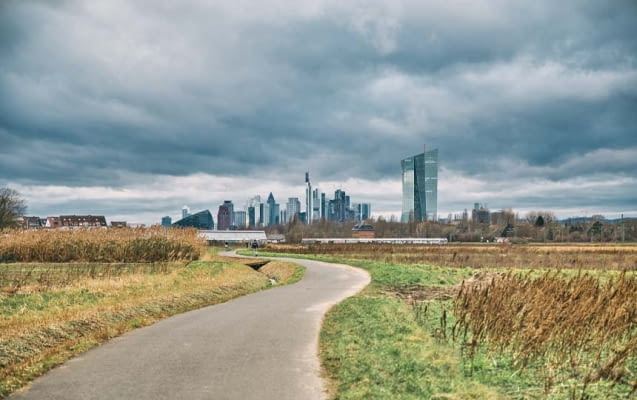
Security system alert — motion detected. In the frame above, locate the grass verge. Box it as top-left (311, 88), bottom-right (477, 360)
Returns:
top-left (250, 249), bottom-right (637, 399)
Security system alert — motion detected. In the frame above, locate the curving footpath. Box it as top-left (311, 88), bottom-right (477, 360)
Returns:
top-left (10, 254), bottom-right (370, 400)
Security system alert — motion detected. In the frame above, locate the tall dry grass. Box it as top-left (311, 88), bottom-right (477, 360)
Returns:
top-left (0, 227), bottom-right (204, 263)
top-left (269, 243), bottom-right (637, 270)
top-left (454, 271), bottom-right (637, 397)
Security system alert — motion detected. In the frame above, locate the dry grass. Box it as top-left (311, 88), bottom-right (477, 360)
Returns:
top-left (259, 261), bottom-right (302, 283)
top-left (0, 247), bottom-right (304, 397)
top-left (0, 227), bottom-right (204, 263)
top-left (454, 271), bottom-right (637, 397)
top-left (269, 243), bottom-right (637, 270)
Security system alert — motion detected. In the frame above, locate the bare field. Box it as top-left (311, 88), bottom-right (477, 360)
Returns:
top-left (268, 242), bottom-right (637, 270)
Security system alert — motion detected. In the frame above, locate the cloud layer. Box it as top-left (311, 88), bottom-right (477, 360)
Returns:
top-left (1, 0), bottom-right (636, 223)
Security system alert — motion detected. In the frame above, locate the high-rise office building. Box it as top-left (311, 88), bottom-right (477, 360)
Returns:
top-left (234, 211), bottom-right (247, 228)
top-left (246, 196), bottom-right (262, 227)
top-left (266, 193), bottom-right (279, 225)
top-left (181, 206), bottom-right (190, 219)
top-left (222, 200), bottom-right (235, 227)
top-left (353, 203), bottom-right (371, 221)
top-left (305, 172), bottom-right (312, 225)
top-left (401, 146), bottom-right (438, 222)
top-left (286, 197), bottom-right (301, 223)
top-left (217, 204), bottom-right (231, 230)
top-left (312, 188), bottom-right (322, 221)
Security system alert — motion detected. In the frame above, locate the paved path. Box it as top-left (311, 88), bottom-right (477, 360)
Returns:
top-left (10, 254), bottom-right (370, 400)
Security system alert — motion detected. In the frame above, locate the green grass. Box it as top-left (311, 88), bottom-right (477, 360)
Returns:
top-left (321, 296), bottom-right (502, 399)
top-left (255, 250), bottom-right (637, 399)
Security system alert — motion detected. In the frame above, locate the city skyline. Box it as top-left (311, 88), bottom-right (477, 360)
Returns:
top-left (1, 1), bottom-right (635, 224)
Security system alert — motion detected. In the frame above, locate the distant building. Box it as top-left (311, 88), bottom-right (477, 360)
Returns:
top-left (286, 197), bottom-right (301, 223)
top-left (247, 206), bottom-right (256, 228)
top-left (173, 210), bottom-right (214, 230)
top-left (46, 217), bottom-right (61, 228)
top-left (222, 201), bottom-right (235, 226)
top-left (267, 233), bottom-right (286, 243)
top-left (161, 216), bottom-right (172, 227)
top-left (110, 221), bottom-right (127, 228)
top-left (354, 203), bottom-right (371, 221)
top-left (305, 172), bottom-right (313, 225)
top-left (352, 223), bottom-right (375, 238)
top-left (266, 193), bottom-right (280, 225)
top-left (217, 204), bottom-right (232, 230)
top-left (472, 203), bottom-right (490, 224)
top-left (401, 146), bottom-right (438, 222)
top-left (21, 216), bottom-right (43, 229)
top-left (182, 206), bottom-right (190, 220)
top-left (312, 188), bottom-right (322, 221)
top-left (198, 230), bottom-right (267, 245)
top-left (234, 211), bottom-right (247, 229)
top-left (58, 215), bottom-right (108, 228)
top-left (247, 195), bottom-right (262, 227)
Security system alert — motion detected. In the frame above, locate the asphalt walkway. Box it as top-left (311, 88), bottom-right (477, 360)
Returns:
top-left (10, 254), bottom-right (370, 400)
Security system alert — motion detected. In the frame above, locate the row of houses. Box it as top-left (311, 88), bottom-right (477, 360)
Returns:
top-left (20, 215), bottom-right (129, 229)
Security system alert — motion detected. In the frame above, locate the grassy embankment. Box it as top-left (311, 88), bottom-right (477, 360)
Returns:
top-left (0, 228), bottom-right (303, 397)
top-left (255, 243), bottom-right (637, 399)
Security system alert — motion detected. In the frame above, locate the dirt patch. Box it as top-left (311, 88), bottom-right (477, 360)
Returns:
top-left (387, 272), bottom-right (503, 302)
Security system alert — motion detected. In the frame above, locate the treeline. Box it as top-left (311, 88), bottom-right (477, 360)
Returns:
top-left (265, 213), bottom-right (637, 243)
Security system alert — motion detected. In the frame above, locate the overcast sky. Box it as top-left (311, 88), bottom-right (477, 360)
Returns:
top-left (1, 0), bottom-right (636, 224)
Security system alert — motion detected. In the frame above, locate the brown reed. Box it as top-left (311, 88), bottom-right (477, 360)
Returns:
top-left (0, 227), bottom-right (204, 263)
top-left (453, 271), bottom-right (637, 397)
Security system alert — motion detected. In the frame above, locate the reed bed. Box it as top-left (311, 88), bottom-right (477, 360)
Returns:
top-left (269, 243), bottom-right (637, 270)
top-left (454, 271), bottom-right (637, 397)
top-left (0, 227), bottom-right (204, 263)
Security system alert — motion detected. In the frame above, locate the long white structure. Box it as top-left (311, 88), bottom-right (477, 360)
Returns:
top-left (198, 230), bottom-right (267, 243)
top-left (301, 237), bottom-right (448, 245)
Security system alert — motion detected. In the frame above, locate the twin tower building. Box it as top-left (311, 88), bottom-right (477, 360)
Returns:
top-left (401, 145), bottom-right (438, 223)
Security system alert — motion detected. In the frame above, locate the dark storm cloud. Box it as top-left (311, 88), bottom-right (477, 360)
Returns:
top-left (1, 0), bottom-right (636, 217)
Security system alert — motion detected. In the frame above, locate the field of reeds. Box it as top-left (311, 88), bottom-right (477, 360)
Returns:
top-left (454, 271), bottom-right (637, 398)
top-left (269, 242), bottom-right (637, 270)
top-left (0, 227), bottom-right (204, 263)
top-left (260, 242), bottom-right (637, 398)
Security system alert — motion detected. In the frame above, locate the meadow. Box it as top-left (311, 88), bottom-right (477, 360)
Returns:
top-left (262, 243), bottom-right (637, 399)
top-left (0, 229), bottom-right (303, 397)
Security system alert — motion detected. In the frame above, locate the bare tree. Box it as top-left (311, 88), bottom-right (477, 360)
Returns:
top-left (0, 188), bottom-right (27, 229)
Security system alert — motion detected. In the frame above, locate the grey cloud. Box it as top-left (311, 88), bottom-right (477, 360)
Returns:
top-left (1, 0), bottom-right (636, 219)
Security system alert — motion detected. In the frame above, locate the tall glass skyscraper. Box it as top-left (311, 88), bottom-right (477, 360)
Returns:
top-left (401, 147), bottom-right (438, 222)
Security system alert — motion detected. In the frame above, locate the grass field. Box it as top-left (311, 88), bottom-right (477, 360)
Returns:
top-left (0, 231), bottom-right (304, 397)
top-left (260, 243), bottom-right (637, 399)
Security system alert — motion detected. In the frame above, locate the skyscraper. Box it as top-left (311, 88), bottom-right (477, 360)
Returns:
top-left (305, 172), bottom-right (312, 225)
top-left (286, 197), bottom-right (301, 223)
top-left (222, 200), bottom-right (235, 226)
top-left (217, 204), bottom-right (231, 230)
top-left (266, 192), bottom-right (279, 225)
top-left (401, 146), bottom-right (438, 222)
top-left (247, 195), bottom-right (262, 227)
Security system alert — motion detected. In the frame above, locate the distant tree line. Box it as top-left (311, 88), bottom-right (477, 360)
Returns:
top-left (263, 210), bottom-right (636, 243)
